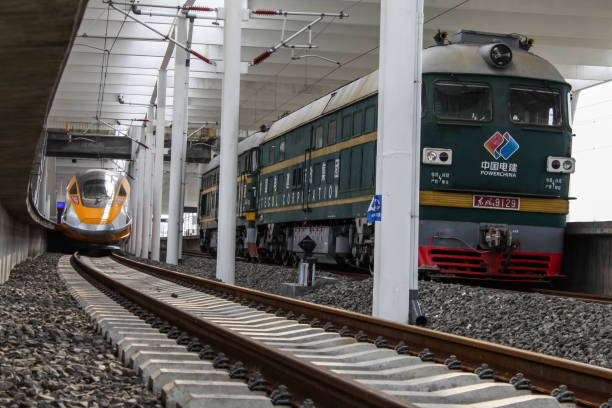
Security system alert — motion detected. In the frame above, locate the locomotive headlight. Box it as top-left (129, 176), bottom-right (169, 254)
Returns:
top-left (423, 148), bottom-right (453, 165)
top-left (547, 156), bottom-right (575, 173)
top-left (480, 43), bottom-right (512, 69)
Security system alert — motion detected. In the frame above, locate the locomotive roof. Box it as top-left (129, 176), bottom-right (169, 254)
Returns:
top-left (76, 169), bottom-right (122, 183)
top-left (201, 131), bottom-right (265, 175)
top-left (263, 40), bottom-right (566, 144)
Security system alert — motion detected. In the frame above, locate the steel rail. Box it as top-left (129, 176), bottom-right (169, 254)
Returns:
top-left (73, 253), bottom-right (414, 408)
top-left (527, 288), bottom-right (612, 305)
top-left (112, 253), bottom-right (612, 407)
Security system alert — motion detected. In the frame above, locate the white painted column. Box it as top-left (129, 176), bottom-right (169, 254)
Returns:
top-left (128, 159), bottom-right (137, 254)
top-left (216, 1), bottom-right (242, 283)
top-left (134, 127), bottom-right (145, 257)
top-left (151, 69), bottom-right (167, 261)
top-left (166, 16), bottom-right (188, 265)
top-left (178, 17), bottom-right (195, 262)
top-left (372, 0), bottom-right (425, 325)
top-left (140, 106), bottom-right (155, 258)
top-left (46, 157), bottom-right (56, 220)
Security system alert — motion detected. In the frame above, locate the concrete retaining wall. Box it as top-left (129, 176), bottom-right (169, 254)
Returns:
top-left (0, 202), bottom-right (46, 284)
top-left (560, 222), bottom-right (612, 296)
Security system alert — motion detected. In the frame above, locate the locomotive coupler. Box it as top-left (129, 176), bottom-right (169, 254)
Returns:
top-left (480, 224), bottom-right (512, 250)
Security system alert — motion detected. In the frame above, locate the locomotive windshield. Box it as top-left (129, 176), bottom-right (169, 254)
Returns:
top-left (509, 87), bottom-right (562, 127)
top-left (434, 81), bottom-right (491, 121)
top-left (82, 179), bottom-right (114, 200)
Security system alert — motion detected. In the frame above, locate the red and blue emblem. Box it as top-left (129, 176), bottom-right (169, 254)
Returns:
top-left (484, 131), bottom-right (519, 160)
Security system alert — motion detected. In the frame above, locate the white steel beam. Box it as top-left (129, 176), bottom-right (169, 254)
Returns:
top-left (166, 16), bottom-right (188, 265)
top-left (372, 0), bottom-right (425, 325)
top-left (151, 69), bottom-right (166, 261)
top-left (134, 127), bottom-right (145, 257)
top-left (216, 1), bottom-right (244, 283)
top-left (140, 106), bottom-right (154, 258)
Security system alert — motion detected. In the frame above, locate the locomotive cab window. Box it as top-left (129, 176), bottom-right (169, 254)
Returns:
top-left (434, 81), bottom-right (491, 122)
top-left (314, 126), bottom-right (323, 149)
top-left (279, 140), bottom-right (285, 161)
top-left (118, 185), bottom-right (127, 196)
top-left (509, 87), bottom-right (562, 127)
top-left (82, 180), bottom-right (112, 199)
top-left (69, 183), bottom-right (77, 195)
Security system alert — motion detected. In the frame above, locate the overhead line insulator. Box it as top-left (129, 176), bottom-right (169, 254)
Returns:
top-left (189, 6), bottom-right (214, 12)
top-left (252, 50), bottom-right (273, 65)
top-left (253, 9), bottom-right (279, 15)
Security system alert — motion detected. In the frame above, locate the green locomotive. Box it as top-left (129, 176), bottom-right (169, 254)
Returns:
top-left (199, 30), bottom-right (574, 280)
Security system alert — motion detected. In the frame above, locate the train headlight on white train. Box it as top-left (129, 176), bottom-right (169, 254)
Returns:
top-left (547, 156), bottom-right (575, 173)
top-left (423, 148), bottom-right (452, 165)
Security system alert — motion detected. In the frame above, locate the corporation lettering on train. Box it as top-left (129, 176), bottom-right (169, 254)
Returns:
top-left (480, 161), bottom-right (518, 178)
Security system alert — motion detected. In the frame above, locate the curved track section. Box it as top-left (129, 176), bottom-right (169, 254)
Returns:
top-left (69, 253), bottom-right (611, 407)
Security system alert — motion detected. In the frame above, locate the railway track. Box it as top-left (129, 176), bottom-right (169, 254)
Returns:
top-left (64, 253), bottom-right (611, 407)
top-left (181, 249), bottom-right (371, 280)
top-left (525, 288), bottom-right (612, 305)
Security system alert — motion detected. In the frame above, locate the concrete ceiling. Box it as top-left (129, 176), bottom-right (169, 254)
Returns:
top-left (47, 0), bottom-right (612, 137)
top-left (0, 0), bottom-right (87, 222)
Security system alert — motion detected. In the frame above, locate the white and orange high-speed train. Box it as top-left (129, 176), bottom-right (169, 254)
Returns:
top-left (59, 169), bottom-right (131, 244)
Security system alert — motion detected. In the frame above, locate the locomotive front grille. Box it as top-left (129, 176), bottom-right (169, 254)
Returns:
top-left (428, 248), bottom-right (552, 277)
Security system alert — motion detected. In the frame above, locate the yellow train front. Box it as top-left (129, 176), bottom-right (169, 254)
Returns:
top-left (59, 169), bottom-right (131, 245)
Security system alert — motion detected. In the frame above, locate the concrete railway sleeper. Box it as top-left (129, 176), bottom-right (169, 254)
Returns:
top-left (64, 254), bottom-right (611, 407)
top-left (111, 253), bottom-right (612, 407)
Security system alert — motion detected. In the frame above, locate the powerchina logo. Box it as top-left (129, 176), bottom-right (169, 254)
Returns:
top-left (484, 131), bottom-right (519, 160)
top-left (480, 131), bottom-right (519, 178)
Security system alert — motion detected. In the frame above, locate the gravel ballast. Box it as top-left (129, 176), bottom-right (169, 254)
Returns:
top-left (0, 253), bottom-right (161, 408)
top-left (135, 253), bottom-right (611, 369)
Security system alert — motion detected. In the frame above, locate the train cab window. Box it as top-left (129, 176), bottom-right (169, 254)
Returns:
top-left (353, 110), bottom-right (363, 136)
top-left (509, 87), bottom-right (562, 127)
top-left (434, 81), bottom-right (491, 122)
top-left (118, 185), bottom-right (127, 196)
top-left (279, 140), bottom-right (285, 161)
top-left (364, 106), bottom-right (376, 133)
top-left (269, 144), bottom-right (276, 165)
top-left (251, 149), bottom-right (258, 171)
top-left (314, 126), bottom-right (323, 149)
top-left (342, 114), bottom-right (352, 140)
top-left (82, 180), bottom-right (112, 199)
top-left (69, 183), bottom-right (77, 195)
top-left (328, 120), bottom-right (336, 145)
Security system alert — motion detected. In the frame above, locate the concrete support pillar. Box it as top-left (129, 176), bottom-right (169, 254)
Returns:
top-left (151, 69), bottom-right (167, 261)
top-left (216, 1), bottom-right (242, 284)
top-left (128, 159), bottom-right (137, 254)
top-left (372, 0), bottom-right (425, 325)
top-left (134, 127), bottom-right (145, 257)
top-left (46, 157), bottom-right (56, 219)
top-left (140, 106), bottom-right (155, 258)
top-left (166, 16), bottom-right (188, 265)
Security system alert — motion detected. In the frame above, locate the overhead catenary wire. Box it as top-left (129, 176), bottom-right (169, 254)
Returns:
top-left (246, 0), bottom-right (471, 129)
top-left (106, 1), bottom-right (216, 65)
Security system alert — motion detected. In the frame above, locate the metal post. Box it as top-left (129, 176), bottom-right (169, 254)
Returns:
top-left (134, 127), bottom-right (145, 257)
top-left (372, 0), bottom-right (425, 325)
top-left (216, 0), bottom-right (243, 283)
top-left (151, 69), bottom-right (166, 261)
top-left (140, 107), bottom-right (154, 258)
top-left (46, 157), bottom-right (56, 219)
top-left (166, 16), bottom-right (188, 265)
top-left (178, 16), bottom-right (194, 262)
